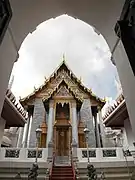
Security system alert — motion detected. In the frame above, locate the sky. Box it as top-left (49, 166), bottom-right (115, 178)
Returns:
top-left (11, 15), bottom-right (119, 100)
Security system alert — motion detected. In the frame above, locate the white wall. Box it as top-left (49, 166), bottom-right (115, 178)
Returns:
top-left (121, 127), bottom-right (129, 148)
top-left (114, 41), bottom-right (135, 141)
top-left (124, 118), bottom-right (134, 148)
top-left (0, 30), bottom-right (17, 114)
top-left (0, 118), bottom-right (6, 146)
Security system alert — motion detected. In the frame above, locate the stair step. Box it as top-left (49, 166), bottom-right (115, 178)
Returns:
top-left (53, 166), bottom-right (72, 168)
top-left (52, 172), bottom-right (73, 174)
top-left (51, 165), bottom-right (74, 180)
top-left (52, 172), bottom-right (73, 173)
top-left (52, 174), bottom-right (73, 176)
top-left (52, 177), bottom-right (73, 180)
top-left (53, 169), bottom-right (72, 172)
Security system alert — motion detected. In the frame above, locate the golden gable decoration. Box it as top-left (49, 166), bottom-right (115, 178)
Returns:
top-left (20, 60), bottom-right (105, 107)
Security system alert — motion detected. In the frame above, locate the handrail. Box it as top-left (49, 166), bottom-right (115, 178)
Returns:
top-left (49, 152), bottom-right (55, 180)
top-left (71, 152), bottom-right (76, 180)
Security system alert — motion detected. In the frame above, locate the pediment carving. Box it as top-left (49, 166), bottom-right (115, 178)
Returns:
top-left (55, 86), bottom-right (72, 97)
top-left (37, 71), bottom-right (86, 101)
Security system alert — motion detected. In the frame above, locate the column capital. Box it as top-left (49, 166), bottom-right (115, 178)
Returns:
top-left (71, 100), bottom-right (76, 108)
top-left (49, 100), bottom-right (54, 108)
top-left (97, 106), bottom-right (102, 111)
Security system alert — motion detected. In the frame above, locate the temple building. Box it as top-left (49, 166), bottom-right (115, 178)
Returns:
top-left (0, 61), bottom-right (135, 179)
top-left (20, 60), bottom-right (105, 154)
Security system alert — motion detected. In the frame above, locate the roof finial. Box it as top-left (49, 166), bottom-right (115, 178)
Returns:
top-left (63, 53), bottom-right (66, 63)
top-left (44, 76), bottom-right (47, 82)
top-left (34, 86), bottom-right (36, 91)
top-left (79, 76), bottom-right (82, 82)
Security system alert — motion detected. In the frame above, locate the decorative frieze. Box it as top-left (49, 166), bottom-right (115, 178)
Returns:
top-left (123, 149), bottom-right (132, 157)
top-left (27, 149), bottom-right (42, 158)
top-left (5, 149), bottom-right (20, 158)
top-left (103, 149), bottom-right (116, 157)
top-left (82, 150), bottom-right (96, 158)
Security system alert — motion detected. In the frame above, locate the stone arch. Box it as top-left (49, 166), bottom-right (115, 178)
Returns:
top-left (10, 0), bottom-right (124, 51)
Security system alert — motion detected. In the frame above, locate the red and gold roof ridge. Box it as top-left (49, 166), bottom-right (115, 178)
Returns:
top-left (20, 59), bottom-right (105, 106)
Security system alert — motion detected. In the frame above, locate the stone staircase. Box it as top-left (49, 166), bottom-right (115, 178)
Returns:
top-left (49, 155), bottom-right (75, 180)
top-left (50, 166), bottom-right (74, 180)
top-left (55, 156), bottom-right (70, 166)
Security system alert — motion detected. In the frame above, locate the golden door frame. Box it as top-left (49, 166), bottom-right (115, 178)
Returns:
top-left (53, 125), bottom-right (72, 156)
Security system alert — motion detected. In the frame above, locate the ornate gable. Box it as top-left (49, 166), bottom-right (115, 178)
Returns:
top-left (20, 60), bottom-right (105, 107)
top-left (55, 86), bottom-right (73, 97)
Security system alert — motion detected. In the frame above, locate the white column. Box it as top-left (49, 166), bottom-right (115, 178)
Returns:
top-left (0, 118), bottom-right (6, 146)
top-left (98, 106), bottom-right (106, 147)
top-left (71, 101), bottom-right (78, 145)
top-left (22, 115), bottom-right (30, 148)
top-left (17, 127), bottom-right (24, 147)
top-left (94, 113), bottom-right (101, 147)
top-left (22, 122), bottom-right (27, 147)
top-left (27, 116), bottom-right (33, 147)
top-left (46, 100), bottom-right (54, 147)
top-left (124, 119), bottom-right (134, 149)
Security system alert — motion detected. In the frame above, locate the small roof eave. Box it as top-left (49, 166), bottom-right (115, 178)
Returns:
top-left (2, 96), bottom-right (26, 127)
top-left (104, 99), bottom-right (126, 126)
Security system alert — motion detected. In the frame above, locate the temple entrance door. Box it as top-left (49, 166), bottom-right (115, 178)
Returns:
top-left (56, 126), bottom-right (70, 156)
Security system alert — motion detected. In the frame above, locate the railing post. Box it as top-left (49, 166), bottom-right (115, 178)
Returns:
top-left (19, 148), bottom-right (26, 161)
top-left (0, 148), bottom-right (5, 160)
top-left (96, 148), bottom-right (103, 162)
top-left (47, 141), bottom-right (53, 162)
top-left (130, 148), bottom-right (135, 164)
top-left (117, 148), bottom-right (124, 160)
top-left (72, 140), bottom-right (78, 162)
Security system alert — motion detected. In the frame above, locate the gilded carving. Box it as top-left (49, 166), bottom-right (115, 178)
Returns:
top-left (56, 86), bottom-right (72, 97)
top-left (36, 70), bottom-right (88, 102)
top-left (71, 100), bottom-right (76, 108)
top-left (49, 100), bottom-right (54, 108)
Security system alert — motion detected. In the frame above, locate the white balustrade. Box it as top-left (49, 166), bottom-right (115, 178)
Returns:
top-left (0, 148), bottom-right (48, 162)
top-left (77, 147), bottom-right (134, 163)
top-left (0, 147), bottom-right (134, 169)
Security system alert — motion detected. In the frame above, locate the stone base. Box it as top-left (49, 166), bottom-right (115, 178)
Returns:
top-left (47, 157), bottom-right (53, 163)
top-left (73, 156), bottom-right (79, 162)
top-left (130, 150), bottom-right (135, 164)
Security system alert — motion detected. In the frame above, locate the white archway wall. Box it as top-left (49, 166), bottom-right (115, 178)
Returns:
top-left (1, 0), bottom-right (135, 143)
top-left (0, 30), bottom-right (17, 114)
top-left (114, 41), bottom-right (135, 139)
top-left (9, 0), bottom-right (124, 50)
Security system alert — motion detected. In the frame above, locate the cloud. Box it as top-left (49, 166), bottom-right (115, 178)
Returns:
top-left (11, 15), bottom-right (118, 99)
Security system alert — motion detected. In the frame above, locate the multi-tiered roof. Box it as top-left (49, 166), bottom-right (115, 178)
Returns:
top-left (20, 60), bottom-right (105, 107)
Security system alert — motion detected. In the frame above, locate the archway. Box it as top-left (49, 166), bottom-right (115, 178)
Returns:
top-left (0, 0), bottom-right (124, 114)
top-left (11, 15), bottom-right (118, 101)
top-left (1, 0), bottom-right (135, 142)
